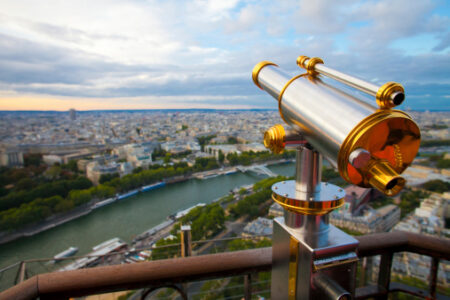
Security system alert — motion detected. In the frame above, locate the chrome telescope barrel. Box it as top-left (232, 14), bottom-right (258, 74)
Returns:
top-left (253, 61), bottom-right (420, 196)
top-left (296, 55), bottom-right (405, 109)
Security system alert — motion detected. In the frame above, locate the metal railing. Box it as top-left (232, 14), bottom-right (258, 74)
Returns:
top-left (0, 234), bottom-right (272, 291)
top-left (1, 231), bottom-right (449, 300)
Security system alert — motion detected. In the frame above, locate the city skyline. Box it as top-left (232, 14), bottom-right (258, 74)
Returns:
top-left (0, 0), bottom-right (449, 111)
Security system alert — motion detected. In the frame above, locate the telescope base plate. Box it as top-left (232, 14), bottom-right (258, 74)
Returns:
top-left (272, 180), bottom-right (345, 215)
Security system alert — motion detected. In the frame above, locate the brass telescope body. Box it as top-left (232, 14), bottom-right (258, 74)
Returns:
top-left (253, 58), bottom-right (420, 197)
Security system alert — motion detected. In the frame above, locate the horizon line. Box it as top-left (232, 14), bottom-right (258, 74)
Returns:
top-left (0, 108), bottom-right (280, 112)
top-left (0, 108), bottom-right (449, 113)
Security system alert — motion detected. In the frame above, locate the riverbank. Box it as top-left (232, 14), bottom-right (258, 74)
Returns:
top-left (0, 162), bottom-right (295, 290)
top-left (0, 160), bottom-right (290, 245)
top-left (0, 203), bottom-right (93, 245)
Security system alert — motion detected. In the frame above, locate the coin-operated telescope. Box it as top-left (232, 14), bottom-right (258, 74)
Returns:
top-left (252, 55), bottom-right (420, 300)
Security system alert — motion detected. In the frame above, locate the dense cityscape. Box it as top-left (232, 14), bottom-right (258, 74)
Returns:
top-left (0, 0), bottom-right (449, 298)
top-left (0, 109), bottom-right (448, 299)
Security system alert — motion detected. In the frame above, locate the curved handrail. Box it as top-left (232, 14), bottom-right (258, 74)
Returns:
top-left (1, 231), bottom-right (449, 300)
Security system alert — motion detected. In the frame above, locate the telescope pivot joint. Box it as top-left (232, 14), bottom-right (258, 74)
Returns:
top-left (264, 124), bottom-right (306, 154)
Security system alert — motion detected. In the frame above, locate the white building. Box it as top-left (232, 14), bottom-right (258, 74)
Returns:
top-left (394, 193), bottom-right (448, 237)
top-left (160, 140), bottom-right (198, 154)
top-left (268, 202), bottom-right (284, 218)
top-left (242, 217), bottom-right (273, 238)
top-left (86, 162), bottom-right (120, 185)
top-left (402, 164), bottom-right (449, 186)
top-left (43, 154), bottom-right (63, 165)
top-left (331, 204), bottom-right (401, 234)
top-left (113, 143), bottom-right (153, 168)
top-left (390, 193), bottom-right (449, 286)
top-left (0, 149), bottom-right (24, 167)
top-left (204, 145), bottom-right (240, 159)
top-left (239, 143), bottom-right (266, 152)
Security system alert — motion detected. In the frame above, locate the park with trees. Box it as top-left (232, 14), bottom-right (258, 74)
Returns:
top-left (0, 148), bottom-right (292, 233)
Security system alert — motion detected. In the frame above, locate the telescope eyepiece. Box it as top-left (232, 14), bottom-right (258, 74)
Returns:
top-left (392, 92), bottom-right (405, 106)
top-left (365, 159), bottom-right (406, 196)
top-left (386, 178), bottom-right (399, 190)
top-left (376, 82), bottom-right (405, 109)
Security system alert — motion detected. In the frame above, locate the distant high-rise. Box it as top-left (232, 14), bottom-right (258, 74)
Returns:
top-left (69, 109), bottom-right (76, 121)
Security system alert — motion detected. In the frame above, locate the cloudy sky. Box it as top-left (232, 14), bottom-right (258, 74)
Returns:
top-left (0, 0), bottom-right (448, 111)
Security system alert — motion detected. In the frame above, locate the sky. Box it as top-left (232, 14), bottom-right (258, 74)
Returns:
top-left (0, 0), bottom-right (448, 111)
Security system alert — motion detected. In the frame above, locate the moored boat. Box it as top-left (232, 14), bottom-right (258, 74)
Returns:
top-left (53, 247), bottom-right (78, 260)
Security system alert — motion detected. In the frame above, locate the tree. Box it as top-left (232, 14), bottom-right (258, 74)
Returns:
top-left (45, 165), bottom-right (62, 180)
top-left (194, 157), bottom-right (217, 171)
top-left (181, 203), bottom-right (225, 241)
top-left (437, 159), bottom-right (450, 169)
top-left (152, 148), bottom-right (166, 159)
top-left (196, 134), bottom-right (216, 152)
top-left (68, 190), bottom-right (92, 206)
top-left (322, 167), bottom-right (340, 181)
top-left (0, 187), bottom-right (7, 198)
top-left (399, 190), bottom-right (430, 217)
top-left (15, 178), bottom-right (35, 191)
top-left (64, 160), bottom-right (78, 172)
top-left (151, 235), bottom-right (180, 260)
top-left (227, 136), bottom-right (238, 144)
top-left (54, 199), bottom-right (74, 213)
top-left (99, 173), bottom-right (119, 184)
top-left (133, 167), bottom-right (144, 174)
top-left (8, 168), bottom-right (28, 182)
top-left (90, 184), bottom-right (115, 199)
top-left (226, 153), bottom-right (238, 165)
top-left (423, 180), bottom-right (450, 193)
top-left (218, 150), bottom-right (225, 164)
top-left (71, 176), bottom-right (93, 190)
top-left (24, 153), bottom-right (42, 167)
top-left (227, 238), bottom-right (271, 251)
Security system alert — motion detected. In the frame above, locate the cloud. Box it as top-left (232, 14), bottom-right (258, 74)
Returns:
top-left (293, 0), bottom-right (359, 35)
top-left (224, 4), bottom-right (263, 34)
top-left (0, 0), bottom-right (448, 110)
top-left (351, 0), bottom-right (442, 50)
top-left (433, 31), bottom-right (450, 51)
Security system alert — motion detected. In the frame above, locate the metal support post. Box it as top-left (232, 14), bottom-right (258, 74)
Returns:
top-left (271, 146), bottom-right (359, 300)
top-left (180, 225), bottom-right (192, 298)
top-left (244, 273), bottom-right (252, 300)
top-left (180, 225), bottom-right (192, 258)
top-left (377, 253), bottom-right (393, 300)
top-left (429, 257), bottom-right (439, 299)
top-left (14, 261), bottom-right (26, 285)
top-left (360, 257), bottom-right (367, 286)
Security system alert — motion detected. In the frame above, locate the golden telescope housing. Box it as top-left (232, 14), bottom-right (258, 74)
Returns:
top-left (253, 55), bottom-right (420, 197)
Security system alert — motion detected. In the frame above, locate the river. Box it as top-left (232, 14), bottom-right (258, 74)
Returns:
top-left (0, 162), bottom-right (295, 279)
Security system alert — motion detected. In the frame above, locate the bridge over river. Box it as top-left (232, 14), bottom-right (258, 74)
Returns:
top-left (236, 164), bottom-right (278, 177)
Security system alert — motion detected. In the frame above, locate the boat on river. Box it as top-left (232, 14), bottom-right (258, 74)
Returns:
top-left (53, 247), bottom-right (78, 261)
top-left (59, 238), bottom-right (127, 271)
top-left (117, 189), bottom-right (139, 200)
top-left (92, 198), bottom-right (116, 209)
top-left (174, 203), bottom-right (206, 220)
top-left (141, 182), bottom-right (165, 192)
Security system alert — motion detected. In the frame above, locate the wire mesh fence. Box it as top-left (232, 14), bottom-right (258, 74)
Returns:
top-left (137, 275), bottom-right (271, 300)
top-left (0, 234), bottom-right (271, 292)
